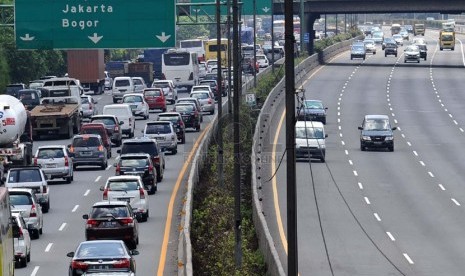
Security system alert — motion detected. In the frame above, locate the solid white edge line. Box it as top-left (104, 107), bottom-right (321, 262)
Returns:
top-left (58, 223), bottom-right (66, 231)
top-left (386, 232), bottom-right (396, 241)
top-left (45, 243), bottom-right (53, 252)
top-left (72, 205), bottom-right (79, 212)
top-left (403, 253), bottom-right (414, 264)
top-left (31, 266), bottom-right (40, 276)
top-left (374, 213), bottom-right (381, 221)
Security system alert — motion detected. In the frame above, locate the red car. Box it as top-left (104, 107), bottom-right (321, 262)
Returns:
top-left (143, 88), bottom-right (166, 112)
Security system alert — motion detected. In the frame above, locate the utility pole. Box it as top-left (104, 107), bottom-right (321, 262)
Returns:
top-left (227, 0), bottom-right (232, 114)
top-left (253, 0), bottom-right (257, 87)
top-left (284, 0), bottom-right (297, 275)
top-left (232, 0), bottom-right (242, 269)
top-left (216, 0), bottom-right (224, 188)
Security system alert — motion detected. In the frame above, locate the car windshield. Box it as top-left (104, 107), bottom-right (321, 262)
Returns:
top-left (90, 206), bottom-right (129, 219)
top-left (120, 158), bottom-right (148, 167)
top-left (303, 101), bottom-right (323, 109)
top-left (191, 93), bottom-right (209, 100)
top-left (107, 181), bottom-right (139, 191)
top-left (364, 119), bottom-right (390, 130)
top-left (8, 169), bottom-right (42, 183)
top-left (123, 96), bottom-right (142, 103)
top-left (175, 105), bottom-right (194, 112)
top-left (115, 79), bottom-right (130, 87)
top-left (295, 127), bottom-right (324, 139)
top-left (80, 128), bottom-right (105, 138)
top-left (158, 116), bottom-right (179, 124)
top-left (352, 45), bottom-right (364, 51)
top-left (73, 137), bottom-right (101, 147)
top-left (92, 118), bottom-right (115, 127)
top-left (9, 194), bottom-right (32, 205)
top-left (81, 97), bottom-right (90, 104)
top-left (121, 142), bottom-right (158, 155)
top-left (37, 148), bottom-right (64, 159)
top-left (145, 89), bottom-right (162, 96)
top-left (76, 242), bottom-right (126, 258)
top-left (153, 83), bottom-right (169, 88)
top-left (146, 124), bottom-right (171, 134)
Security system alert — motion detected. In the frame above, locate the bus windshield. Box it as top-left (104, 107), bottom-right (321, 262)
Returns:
top-left (163, 53), bottom-right (190, 66)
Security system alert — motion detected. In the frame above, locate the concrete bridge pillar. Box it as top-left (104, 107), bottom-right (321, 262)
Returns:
top-left (304, 12), bottom-right (321, 56)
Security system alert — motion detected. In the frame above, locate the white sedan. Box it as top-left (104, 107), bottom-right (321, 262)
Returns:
top-left (101, 176), bottom-right (150, 222)
top-left (122, 93), bottom-right (150, 119)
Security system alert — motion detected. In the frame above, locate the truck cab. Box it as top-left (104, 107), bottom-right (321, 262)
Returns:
top-left (440, 31), bottom-right (455, 51)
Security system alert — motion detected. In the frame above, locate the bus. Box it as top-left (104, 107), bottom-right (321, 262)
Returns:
top-left (0, 187), bottom-right (15, 276)
top-left (273, 20), bottom-right (285, 39)
top-left (162, 49), bottom-right (199, 90)
top-left (391, 23), bottom-right (401, 35)
top-left (179, 39), bottom-right (206, 62)
top-left (204, 38), bottom-right (229, 65)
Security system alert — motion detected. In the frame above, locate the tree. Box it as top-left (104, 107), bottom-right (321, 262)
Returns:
top-left (176, 17), bottom-right (210, 42)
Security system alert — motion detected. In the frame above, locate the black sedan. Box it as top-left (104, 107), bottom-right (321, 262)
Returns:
top-left (67, 240), bottom-right (138, 276)
top-left (297, 99), bottom-right (328, 124)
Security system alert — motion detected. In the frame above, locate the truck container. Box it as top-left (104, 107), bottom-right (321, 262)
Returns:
top-left (105, 61), bottom-right (129, 78)
top-left (143, 48), bottom-right (170, 81)
top-left (127, 62), bottom-right (154, 86)
top-left (0, 95), bottom-right (33, 167)
top-left (67, 50), bottom-right (106, 94)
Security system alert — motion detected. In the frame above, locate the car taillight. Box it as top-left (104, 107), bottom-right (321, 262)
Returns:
top-left (86, 219), bottom-right (99, 228)
top-left (42, 186), bottom-right (47, 193)
top-left (114, 125), bottom-right (119, 131)
top-left (33, 157), bottom-right (37, 165)
top-left (103, 189), bottom-right (108, 200)
top-left (115, 165), bottom-right (121, 175)
top-left (139, 188), bottom-right (145, 199)
top-left (154, 156), bottom-right (160, 165)
top-left (113, 259), bottom-right (131, 269)
top-left (148, 165), bottom-right (154, 174)
top-left (179, 120), bottom-right (184, 127)
top-left (64, 156), bottom-right (69, 167)
top-left (208, 98), bottom-right (212, 104)
top-left (71, 261), bottom-right (88, 270)
top-left (98, 145), bottom-right (104, 152)
top-left (120, 218), bottom-right (134, 226)
top-left (30, 204), bottom-right (37, 217)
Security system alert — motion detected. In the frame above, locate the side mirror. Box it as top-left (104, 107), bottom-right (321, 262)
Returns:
top-left (119, 121), bottom-right (124, 125)
top-left (117, 149), bottom-right (121, 154)
top-left (94, 101), bottom-right (98, 104)
top-left (43, 174), bottom-right (48, 180)
top-left (113, 163), bottom-right (117, 167)
top-left (66, 252), bottom-right (75, 258)
top-left (325, 134), bottom-right (328, 138)
top-left (82, 214), bottom-right (89, 220)
top-left (1, 177), bottom-right (5, 183)
top-left (141, 130), bottom-right (144, 133)
top-left (99, 186), bottom-right (104, 191)
top-left (130, 250), bottom-right (140, 256)
top-left (67, 144), bottom-right (71, 149)
top-left (392, 127), bottom-right (397, 131)
top-left (358, 126), bottom-right (363, 130)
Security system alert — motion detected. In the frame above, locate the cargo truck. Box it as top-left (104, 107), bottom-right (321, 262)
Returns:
top-left (127, 62), bottom-right (154, 86)
top-left (67, 50), bottom-right (106, 94)
top-left (143, 48), bottom-right (170, 81)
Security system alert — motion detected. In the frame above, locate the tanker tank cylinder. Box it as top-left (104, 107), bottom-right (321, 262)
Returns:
top-left (0, 95), bottom-right (27, 145)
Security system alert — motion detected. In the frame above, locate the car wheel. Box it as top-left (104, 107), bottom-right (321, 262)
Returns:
top-left (361, 143), bottom-right (366, 151)
top-left (39, 227), bottom-right (43, 235)
top-left (385, 53), bottom-right (387, 57)
top-left (20, 257), bottom-right (27, 268)
top-left (350, 56), bottom-right (353, 60)
top-left (33, 229), bottom-right (40, 239)
top-left (417, 60), bottom-right (420, 63)
top-left (389, 145), bottom-right (394, 152)
top-left (172, 148), bottom-right (177, 155)
top-left (320, 156), bottom-right (325, 163)
top-left (65, 177), bottom-right (71, 184)
top-left (42, 202), bottom-right (49, 213)
top-left (395, 54), bottom-right (397, 57)
top-left (113, 98), bottom-right (118, 103)
top-left (196, 124), bottom-right (201, 132)
top-left (101, 161), bottom-right (107, 170)
top-left (27, 251), bottom-right (30, 262)
top-left (210, 109), bottom-right (215, 115)
top-left (163, 107), bottom-right (167, 112)
top-left (141, 213), bottom-right (148, 222)
top-left (157, 170), bottom-right (163, 182)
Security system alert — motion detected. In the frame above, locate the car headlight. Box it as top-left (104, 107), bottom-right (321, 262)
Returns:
top-left (362, 136), bottom-right (371, 141)
top-left (319, 144), bottom-right (326, 149)
top-left (385, 136), bottom-right (394, 141)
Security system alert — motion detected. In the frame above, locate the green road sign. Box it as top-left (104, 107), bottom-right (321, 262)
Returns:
top-left (189, 0), bottom-right (271, 16)
top-left (15, 0), bottom-right (175, 49)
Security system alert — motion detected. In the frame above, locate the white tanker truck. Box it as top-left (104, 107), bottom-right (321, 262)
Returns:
top-left (0, 95), bottom-right (33, 167)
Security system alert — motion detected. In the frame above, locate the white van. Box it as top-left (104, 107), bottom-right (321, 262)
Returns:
top-left (102, 104), bottom-right (135, 138)
top-left (112, 77), bottom-right (135, 103)
top-left (295, 121), bottom-right (327, 162)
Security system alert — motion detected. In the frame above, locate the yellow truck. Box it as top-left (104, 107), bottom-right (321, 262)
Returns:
top-left (439, 31), bottom-right (455, 50)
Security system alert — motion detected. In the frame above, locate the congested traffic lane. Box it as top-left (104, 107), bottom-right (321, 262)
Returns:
top-left (16, 90), bottom-right (219, 276)
top-left (263, 29), bottom-right (465, 275)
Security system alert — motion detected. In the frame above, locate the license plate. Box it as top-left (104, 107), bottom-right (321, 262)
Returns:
top-left (101, 221), bottom-right (117, 227)
top-left (117, 198), bottom-right (131, 203)
top-left (130, 105), bottom-right (137, 110)
top-left (155, 137), bottom-right (165, 140)
top-left (89, 264), bottom-right (111, 270)
top-left (80, 151), bottom-right (92, 156)
top-left (46, 164), bottom-right (56, 168)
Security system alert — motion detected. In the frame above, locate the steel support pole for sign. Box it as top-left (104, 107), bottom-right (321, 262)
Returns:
top-left (284, 0), bottom-right (297, 274)
top-left (253, 0), bottom-right (257, 87)
top-left (300, 0), bottom-right (304, 54)
top-left (232, 0), bottom-right (242, 268)
top-left (271, 1), bottom-right (275, 73)
top-left (216, 0), bottom-right (224, 188)
top-left (227, 0), bottom-right (233, 114)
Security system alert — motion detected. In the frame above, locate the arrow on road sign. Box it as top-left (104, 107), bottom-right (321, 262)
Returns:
top-left (156, 32), bottom-right (171, 43)
top-left (20, 34), bottom-right (35, 41)
top-left (262, 7), bottom-right (270, 13)
top-left (88, 33), bottom-right (103, 44)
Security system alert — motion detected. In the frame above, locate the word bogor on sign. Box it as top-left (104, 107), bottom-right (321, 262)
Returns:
top-left (62, 4), bottom-right (113, 30)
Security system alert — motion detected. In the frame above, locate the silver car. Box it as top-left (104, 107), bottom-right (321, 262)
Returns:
top-left (152, 80), bottom-right (177, 104)
top-left (34, 145), bottom-right (73, 183)
top-left (190, 91), bottom-right (215, 115)
top-left (80, 95), bottom-right (98, 119)
top-left (101, 175), bottom-right (149, 222)
top-left (122, 93), bottom-right (150, 119)
top-left (9, 188), bottom-right (43, 240)
top-left (12, 211), bottom-right (32, 267)
top-left (143, 121), bottom-right (178, 154)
